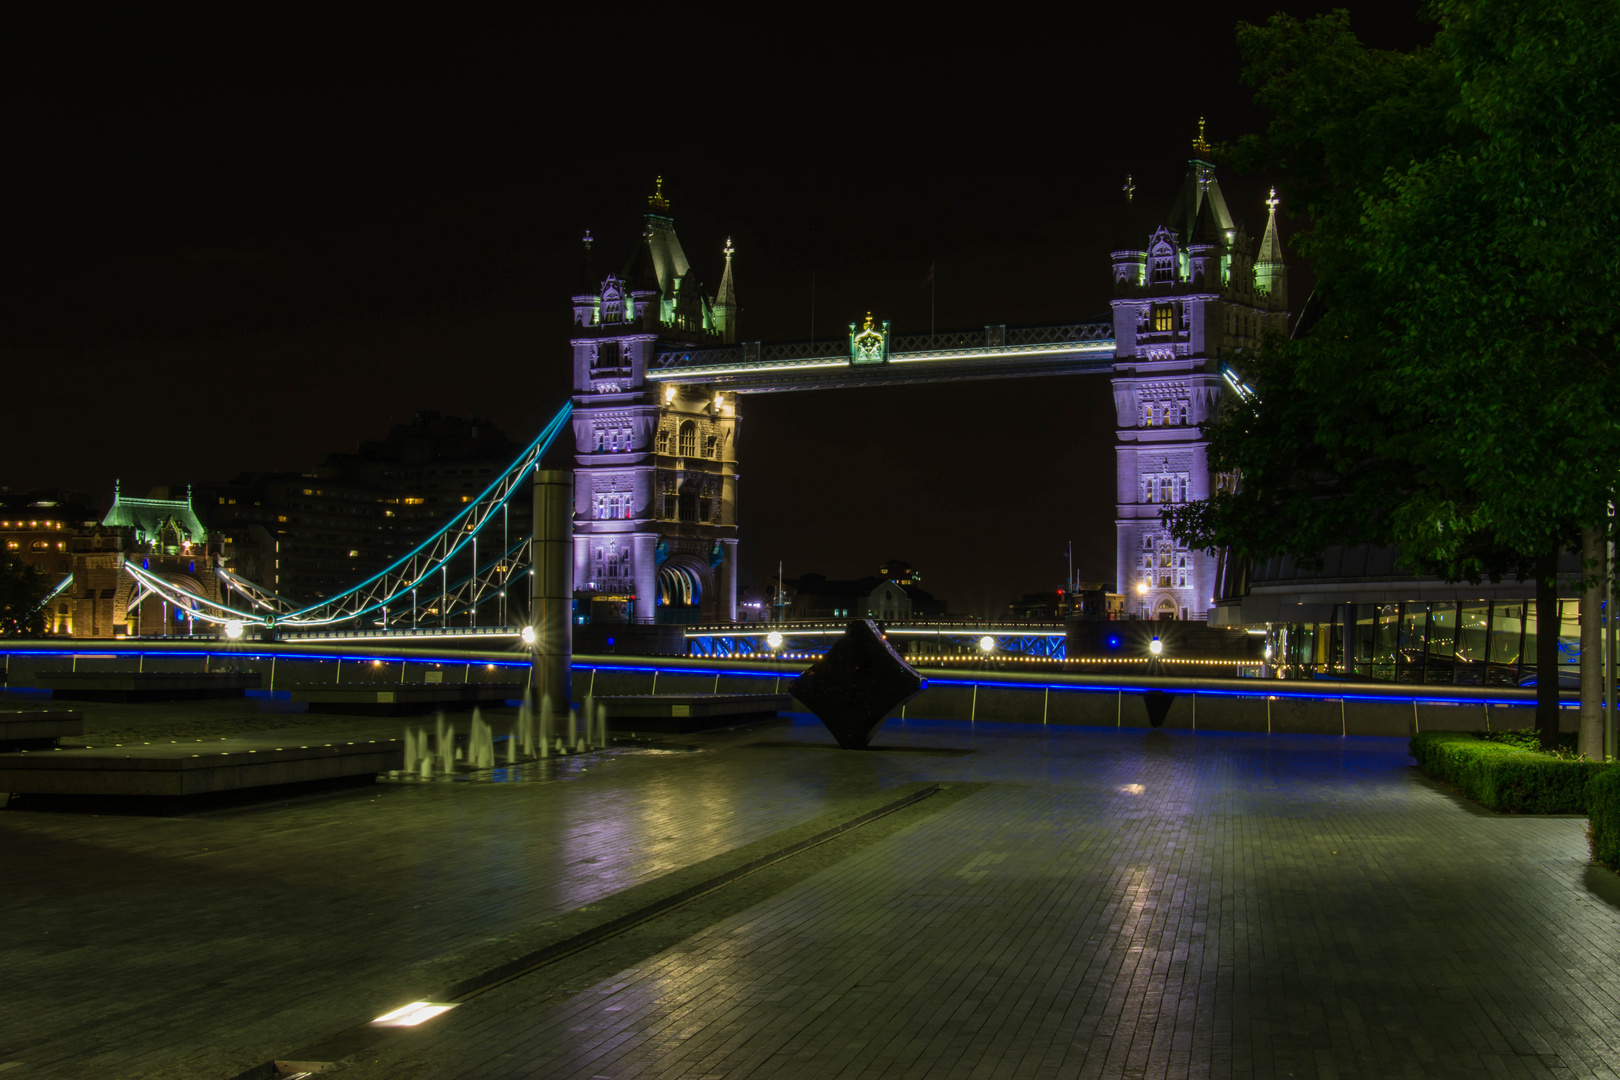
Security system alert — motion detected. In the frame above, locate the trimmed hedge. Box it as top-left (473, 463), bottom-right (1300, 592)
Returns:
top-left (1589, 769), bottom-right (1620, 869)
top-left (1409, 731), bottom-right (1612, 813)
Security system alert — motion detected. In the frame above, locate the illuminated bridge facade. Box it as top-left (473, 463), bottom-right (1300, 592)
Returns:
top-left (572, 138), bottom-right (1288, 626)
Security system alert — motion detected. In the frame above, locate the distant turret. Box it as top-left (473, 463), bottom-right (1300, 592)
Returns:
top-left (1253, 187), bottom-right (1287, 309)
top-left (713, 238), bottom-right (737, 344)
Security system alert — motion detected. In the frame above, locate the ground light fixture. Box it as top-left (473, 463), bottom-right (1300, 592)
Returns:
top-left (1149, 637), bottom-right (1164, 656)
top-left (370, 1001), bottom-right (458, 1027)
top-left (223, 621), bottom-right (244, 640)
top-left (767, 630), bottom-right (784, 649)
top-left (979, 635), bottom-right (996, 653)
top-left (521, 625), bottom-right (536, 646)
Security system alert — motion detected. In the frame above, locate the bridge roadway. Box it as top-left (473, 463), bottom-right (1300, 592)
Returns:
top-left (645, 321), bottom-right (1116, 393)
top-left (0, 641), bottom-right (1578, 739)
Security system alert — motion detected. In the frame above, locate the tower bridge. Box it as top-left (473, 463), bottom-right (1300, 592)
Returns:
top-left (573, 133), bottom-right (1287, 627)
top-left (46, 126), bottom-right (1287, 649)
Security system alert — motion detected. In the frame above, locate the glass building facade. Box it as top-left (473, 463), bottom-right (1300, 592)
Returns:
top-left (1267, 600), bottom-right (1581, 686)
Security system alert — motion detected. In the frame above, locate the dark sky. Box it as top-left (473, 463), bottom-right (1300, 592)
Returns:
top-left (2, 5), bottom-right (1430, 616)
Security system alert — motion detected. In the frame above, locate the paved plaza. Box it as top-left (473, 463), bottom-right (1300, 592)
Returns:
top-left (2, 698), bottom-right (1618, 1079)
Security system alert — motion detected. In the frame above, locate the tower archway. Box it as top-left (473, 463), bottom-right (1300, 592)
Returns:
top-left (657, 560), bottom-right (711, 624)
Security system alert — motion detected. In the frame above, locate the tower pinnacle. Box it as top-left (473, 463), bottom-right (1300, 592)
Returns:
top-left (714, 236), bottom-right (738, 344)
top-left (1255, 187), bottom-right (1287, 307)
top-left (1192, 117), bottom-right (1212, 158)
top-left (648, 176), bottom-right (670, 214)
top-left (1122, 174), bottom-right (1135, 203)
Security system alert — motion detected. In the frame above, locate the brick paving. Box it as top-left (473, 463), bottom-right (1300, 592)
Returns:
top-left (0, 704), bottom-right (917, 1079)
top-left (3, 704), bottom-right (1618, 1078)
top-left (338, 720), bottom-right (1620, 1080)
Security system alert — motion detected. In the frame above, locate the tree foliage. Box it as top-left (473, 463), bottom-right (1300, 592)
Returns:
top-left (0, 552), bottom-right (48, 638)
top-left (1167, 1), bottom-right (1620, 583)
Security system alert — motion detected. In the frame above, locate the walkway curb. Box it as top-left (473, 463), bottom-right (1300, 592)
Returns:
top-left (240, 780), bottom-right (942, 1078)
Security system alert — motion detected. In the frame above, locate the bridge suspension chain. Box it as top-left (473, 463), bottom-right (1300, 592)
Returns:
top-left (112, 402), bottom-right (572, 631)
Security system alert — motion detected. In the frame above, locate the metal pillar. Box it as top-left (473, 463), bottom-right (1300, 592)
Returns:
top-left (532, 469), bottom-right (574, 708)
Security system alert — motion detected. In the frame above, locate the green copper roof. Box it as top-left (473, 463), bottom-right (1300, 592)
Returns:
top-left (102, 495), bottom-right (207, 544)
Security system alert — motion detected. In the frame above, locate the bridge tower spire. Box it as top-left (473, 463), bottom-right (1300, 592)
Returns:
top-left (1110, 121), bottom-right (1289, 623)
top-left (1254, 188), bottom-right (1287, 309)
top-left (713, 237), bottom-right (737, 344)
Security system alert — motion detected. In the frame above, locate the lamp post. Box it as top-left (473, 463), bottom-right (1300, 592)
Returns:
top-left (1147, 634), bottom-right (1165, 678)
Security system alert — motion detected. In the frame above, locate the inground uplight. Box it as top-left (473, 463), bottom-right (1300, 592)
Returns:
top-left (371, 1001), bottom-right (458, 1027)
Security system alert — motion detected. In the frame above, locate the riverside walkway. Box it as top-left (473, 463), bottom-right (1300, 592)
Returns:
top-left (0, 699), bottom-right (1615, 1079)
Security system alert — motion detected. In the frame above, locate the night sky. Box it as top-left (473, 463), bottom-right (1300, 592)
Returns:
top-left (4, 5), bottom-right (1428, 616)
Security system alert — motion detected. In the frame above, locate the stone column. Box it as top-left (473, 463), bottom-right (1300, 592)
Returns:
top-left (720, 538), bottom-right (739, 623)
top-left (531, 469), bottom-right (573, 709)
top-left (632, 533), bottom-right (658, 624)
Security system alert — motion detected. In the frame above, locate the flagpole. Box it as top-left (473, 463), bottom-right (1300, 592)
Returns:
top-left (930, 261), bottom-right (936, 338)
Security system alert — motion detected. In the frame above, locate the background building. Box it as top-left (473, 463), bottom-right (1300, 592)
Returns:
top-left (0, 488), bottom-right (101, 635)
top-left (199, 411), bottom-right (527, 612)
top-left (68, 486), bottom-right (225, 638)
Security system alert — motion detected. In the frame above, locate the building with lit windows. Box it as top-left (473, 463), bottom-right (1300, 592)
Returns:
top-left (199, 412), bottom-right (527, 610)
top-left (0, 489), bottom-right (100, 635)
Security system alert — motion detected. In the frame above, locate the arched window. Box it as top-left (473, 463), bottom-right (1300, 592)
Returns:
top-left (678, 421), bottom-right (698, 457)
top-left (1151, 258), bottom-right (1174, 284)
top-left (1152, 304), bottom-right (1174, 331)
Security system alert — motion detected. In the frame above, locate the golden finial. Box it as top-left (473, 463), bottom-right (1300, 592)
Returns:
top-left (648, 176), bottom-right (670, 213)
top-left (1192, 117), bottom-right (1212, 157)
top-left (723, 237), bottom-right (734, 259)
top-left (1266, 186), bottom-right (1280, 212)
top-left (862, 312), bottom-right (875, 333)
top-left (1122, 174), bottom-right (1135, 203)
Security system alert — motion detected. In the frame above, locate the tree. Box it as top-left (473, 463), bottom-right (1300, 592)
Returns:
top-left (0, 552), bottom-right (48, 638)
top-left (1168, 2), bottom-right (1620, 751)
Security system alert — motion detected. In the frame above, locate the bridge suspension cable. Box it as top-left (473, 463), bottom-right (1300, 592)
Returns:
top-left (115, 402), bottom-right (573, 631)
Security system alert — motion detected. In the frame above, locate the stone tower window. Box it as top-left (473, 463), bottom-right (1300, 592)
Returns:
top-left (678, 421), bottom-right (699, 458)
top-left (1152, 304), bottom-right (1174, 332)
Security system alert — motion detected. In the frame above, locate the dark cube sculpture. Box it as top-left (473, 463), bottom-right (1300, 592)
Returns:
top-left (791, 620), bottom-right (927, 749)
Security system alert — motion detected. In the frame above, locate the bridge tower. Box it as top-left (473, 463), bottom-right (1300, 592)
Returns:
top-left (569, 180), bottom-right (740, 625)
top-left (1110, 122), bottom-right (1288, 621)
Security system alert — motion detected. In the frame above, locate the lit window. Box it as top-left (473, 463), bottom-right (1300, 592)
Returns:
top-left (1152, 304), bottom-right (1174, 332)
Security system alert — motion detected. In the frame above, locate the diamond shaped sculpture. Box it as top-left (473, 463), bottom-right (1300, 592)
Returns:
top-left (791, 620), bottom-right (926, 749)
